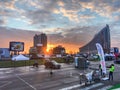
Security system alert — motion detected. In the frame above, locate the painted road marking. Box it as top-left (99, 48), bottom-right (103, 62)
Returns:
top-left (97, 85), bottom-right (112, 90)
top-left (80, 83), bottom-right (104, 90)
top-left (0, 67), bottom-right (74, 79)
top-left (0, 81), bottom-right (12, 88)
top-left (15, 74), bottom-right (37, 90)
top-left (59, 83), bottom-right (85, 90)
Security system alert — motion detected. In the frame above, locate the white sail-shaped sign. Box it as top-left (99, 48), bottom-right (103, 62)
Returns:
top-left (96, 43), bottom-right (106, 74)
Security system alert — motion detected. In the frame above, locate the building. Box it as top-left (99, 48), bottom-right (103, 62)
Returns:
top-left (0, 48), bottom-right (10, 59)
top-left (29, 47), bottom-right (37, 54)
top-left (52, 45), bottom-right (66, 55)
top-left (79, 24), bottom-right (111, 54)
top-left (33, 33), bottom-right (47, 54)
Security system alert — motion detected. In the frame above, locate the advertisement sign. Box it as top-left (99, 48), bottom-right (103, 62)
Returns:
top-left (96, 43), bottom-right (106, 74)
top-left (9, 42), bottom-right (24, 51)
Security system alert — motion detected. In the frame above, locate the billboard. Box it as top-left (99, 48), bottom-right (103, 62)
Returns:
top-left (9, 42), bottom-right (24, 51)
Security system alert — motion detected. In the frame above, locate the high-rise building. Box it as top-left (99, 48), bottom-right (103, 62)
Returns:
top-left (33, 33), bottom-right (47, 54)
top-left (79, 24), bottom-right (111, 54)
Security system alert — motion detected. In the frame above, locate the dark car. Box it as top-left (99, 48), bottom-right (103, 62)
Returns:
top-left (44, 60), bottom-right (61, 69)
top-left (114, 60), bottom-right (120, 64)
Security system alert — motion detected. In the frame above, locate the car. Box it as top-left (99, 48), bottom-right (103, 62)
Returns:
top-left (114, 60), bottom-right (120, 64)
top-left (44, 60), bottom-right (61, 69)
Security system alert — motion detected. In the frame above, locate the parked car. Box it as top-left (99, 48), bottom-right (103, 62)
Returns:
top-left (44, 60), bottom-right (61, 69)
top-left (114, 60), bottom-right (120, 64)
top-left (104, 53), bottom-right (115, 61)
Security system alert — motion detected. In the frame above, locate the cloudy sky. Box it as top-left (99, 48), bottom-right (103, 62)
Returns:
top-left (0, 0), bottom-right (120, 53)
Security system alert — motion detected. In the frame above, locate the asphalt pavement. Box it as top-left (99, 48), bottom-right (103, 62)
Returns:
top-left (0, 61), bottom-right (120, 90)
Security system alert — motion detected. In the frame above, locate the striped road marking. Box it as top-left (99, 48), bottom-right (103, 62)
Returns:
top-left (59, 83), bottom-right (105, 90)
top-left (80, 83), bottom-right (104, 90)
top-left (0, 81), bottom-right (12, 88)
top-left (59, 83), bottom-right (85, 90)
top-left (15, 74), bottom-right (37, 90)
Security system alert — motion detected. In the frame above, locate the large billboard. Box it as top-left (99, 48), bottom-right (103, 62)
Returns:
top-left (9, 42), bottom-right (24, 51)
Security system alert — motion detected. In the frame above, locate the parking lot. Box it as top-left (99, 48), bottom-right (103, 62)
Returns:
top-left (0, 61), bottom-right (120, 90)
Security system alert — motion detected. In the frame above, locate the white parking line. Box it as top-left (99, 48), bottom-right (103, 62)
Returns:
top-left (80, 83), bottom-right (104, 90)
top-left (59, 83), bottom-right (85, 90)
top-left (0, 81), bottom-right (12, 88)
top-left (15, 74), bottom-right (37, 90)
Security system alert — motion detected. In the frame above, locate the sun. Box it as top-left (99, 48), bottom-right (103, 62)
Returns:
top-left (46, 44), bottom-right (55, 52)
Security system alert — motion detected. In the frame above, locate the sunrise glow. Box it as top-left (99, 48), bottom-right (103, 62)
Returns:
top-left (0, 0), bottom-right (120, 54)
top-left (46, 44), bottom-right (55, 52)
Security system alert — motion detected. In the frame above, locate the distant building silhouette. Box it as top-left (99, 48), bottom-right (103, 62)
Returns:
top-left (52, 45), bottom-right (66, 55)
top-left (79, 24), bottom-right (111, 54)
top-left (33, 33), bottom-right (47, 54)
top-left (0, 48), bottom-right (10, 59)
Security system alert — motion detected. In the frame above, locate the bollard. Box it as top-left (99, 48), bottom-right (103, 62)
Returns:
top-left (50, 69), bottom-right (53, 76)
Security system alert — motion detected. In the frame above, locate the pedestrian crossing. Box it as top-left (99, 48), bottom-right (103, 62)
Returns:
top-left (59, 82), bottom-right (113, 90)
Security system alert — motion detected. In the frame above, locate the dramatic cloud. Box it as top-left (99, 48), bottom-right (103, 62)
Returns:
top-left (0, 0), bottom-right (120, 26)
top-left (0, 27), bottom-right (39, 53)
top-left (0, 0), bottom-right (120, 52)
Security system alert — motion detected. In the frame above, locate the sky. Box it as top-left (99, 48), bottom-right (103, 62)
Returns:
top-left (0, 0), bottom-right (120, 53)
